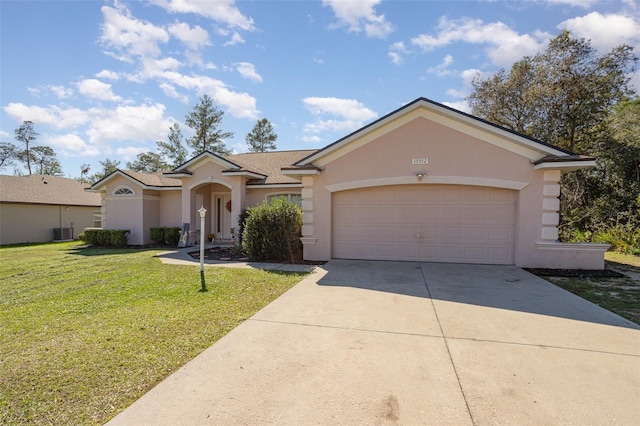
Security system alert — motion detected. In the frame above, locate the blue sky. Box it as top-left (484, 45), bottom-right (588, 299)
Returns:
top-left (1, 0), bottom-right (639, 178)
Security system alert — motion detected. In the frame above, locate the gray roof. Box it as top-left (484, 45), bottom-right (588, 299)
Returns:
top-left (225, 150), bottom-right (317, 184)
top-left (0, 174), bottom-right (102, 206)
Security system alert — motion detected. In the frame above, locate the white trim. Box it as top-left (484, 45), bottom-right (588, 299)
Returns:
top-left (113, 185), bottom-right (135, 196)
top-left (301, 100), bottom-right (568, 167)
top-left (536, 242), bottom-right (610, 252)
top-left (533, 160), bottom-right (596, 171)
top-left (188, 177), bottom-right (232, 191)
top-left (221, 170), bottom-right (266, 179)
top-left (105, 194), bottom-right (161, 201)
top-left (246, 183), bottom-right (303, 189)
top-left (280, 169), bottom-right (321, 176)
top-left (325, 175), bottom-right (529, 193)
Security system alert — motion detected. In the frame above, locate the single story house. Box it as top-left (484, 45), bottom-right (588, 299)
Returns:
top-left (89, 97), bottom-right (608, 269)
top-left (0, 174), bottom-right (102, 245)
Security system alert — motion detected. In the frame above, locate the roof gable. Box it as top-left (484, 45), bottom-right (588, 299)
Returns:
top-left (89, 170), bottom-right (181, 191)
top-left (295, 97), bottom-right (575, 168)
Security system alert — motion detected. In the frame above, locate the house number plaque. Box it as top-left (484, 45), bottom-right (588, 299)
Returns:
top-left (412, 158), bottom-right (428, 165)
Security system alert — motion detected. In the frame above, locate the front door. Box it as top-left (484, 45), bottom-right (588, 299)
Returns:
top-left (212, 194), bottom-right (232, 240)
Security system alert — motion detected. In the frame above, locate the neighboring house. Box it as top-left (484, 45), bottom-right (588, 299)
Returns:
top-left (90, 98), bottom-right (609, 269)
top-left (0, 174), bottom-right (102, 245)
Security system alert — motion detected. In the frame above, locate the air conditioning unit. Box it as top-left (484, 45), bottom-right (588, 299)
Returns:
top-left (53, 228), bottom-right (74, 241)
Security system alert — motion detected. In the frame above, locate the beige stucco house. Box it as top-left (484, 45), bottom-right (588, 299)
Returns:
top-left (90, 98), bottom-right (608, 269)
top-left (0, 174), bottom-right (102, 245)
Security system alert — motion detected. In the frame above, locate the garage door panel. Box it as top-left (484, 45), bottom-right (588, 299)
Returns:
top-left (333, 185), bottom-right (515, 264)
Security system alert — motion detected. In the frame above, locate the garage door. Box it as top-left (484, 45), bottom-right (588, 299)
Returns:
top-left (332, 185), bottom-right (516, 264)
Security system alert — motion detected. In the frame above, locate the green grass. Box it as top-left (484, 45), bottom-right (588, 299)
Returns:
top-left (545, 252), bottom-right (640, 325)
top-left (0, 242), bottom-right (307, 425)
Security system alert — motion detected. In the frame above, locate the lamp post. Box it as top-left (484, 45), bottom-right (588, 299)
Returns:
top-left (198, 206), bottom-right (207, 292)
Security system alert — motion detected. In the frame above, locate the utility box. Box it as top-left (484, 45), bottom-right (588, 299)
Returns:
top-left (53, 228), bottom-right (74, 241)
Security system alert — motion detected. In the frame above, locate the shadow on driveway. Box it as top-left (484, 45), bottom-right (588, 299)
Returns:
top-left (316, 259), bottom-right (640, 331)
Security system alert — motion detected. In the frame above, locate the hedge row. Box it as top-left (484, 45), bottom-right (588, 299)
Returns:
top-left (79, 229), bottom-right (130, 247)
top-left (150, 227), bottom-right (181, 246)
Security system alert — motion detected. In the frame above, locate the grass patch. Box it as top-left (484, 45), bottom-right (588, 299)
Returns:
top-left (0, 241), bottom-right (307, 425)
top-left (543, 252), bottom-right (640, 325)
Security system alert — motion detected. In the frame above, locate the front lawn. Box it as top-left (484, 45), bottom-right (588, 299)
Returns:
top-left (0, 242), bottom-right (307, 425)
top-left (543, 252), bottom-right (640, 325)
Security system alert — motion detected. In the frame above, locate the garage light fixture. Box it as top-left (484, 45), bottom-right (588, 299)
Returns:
top-left (415, 172), bottom-right (426, 181)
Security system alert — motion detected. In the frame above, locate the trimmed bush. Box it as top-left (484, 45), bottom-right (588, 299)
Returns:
top-left (79, 229), bottom-right (130, 247)
top-left (150, 226), bottom-right (181, 246)
top-left (242, 198), bottom-right (303, 263)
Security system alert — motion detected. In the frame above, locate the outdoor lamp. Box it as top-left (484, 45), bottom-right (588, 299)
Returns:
top-left (198, 206), bottom-right (207, 292)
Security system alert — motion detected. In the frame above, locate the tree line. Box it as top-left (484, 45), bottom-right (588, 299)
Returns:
top-left (468, 30), bottom-right (638, 245)
top-left (1, 93), bottom-right (278, 182)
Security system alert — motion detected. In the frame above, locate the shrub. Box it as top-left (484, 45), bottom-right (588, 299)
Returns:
top-left (150, 226), bottom-right (181, 246)
top-left (79, 229), bottom-right (129, 247)
top-left (593, 224), bottom-right (640, 255)
top-left (242, 198), bottom-right (303, 263)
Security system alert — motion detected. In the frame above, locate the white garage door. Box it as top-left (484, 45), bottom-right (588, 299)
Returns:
top-left (332, 185), bottom-right (516, 264)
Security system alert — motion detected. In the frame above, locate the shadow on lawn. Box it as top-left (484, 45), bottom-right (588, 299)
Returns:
top-left (66, 243), bottom-right (175, 257)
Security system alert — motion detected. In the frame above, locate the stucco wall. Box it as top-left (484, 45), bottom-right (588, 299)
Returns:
top-left (159, 190), bottom-right (181, 227)
top-left (302, 116), bottom-right (547, 265)
top-left (104, 176), bottom-right (144, 245)
top-left (0, 203), bottom-right (98, 245)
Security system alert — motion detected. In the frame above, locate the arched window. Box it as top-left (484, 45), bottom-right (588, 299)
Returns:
top-left (113, 186), bottom-right (135, 196)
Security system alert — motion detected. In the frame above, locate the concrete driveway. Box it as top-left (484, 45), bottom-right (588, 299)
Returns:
top-left (107, 260), bottom-right (640, 425)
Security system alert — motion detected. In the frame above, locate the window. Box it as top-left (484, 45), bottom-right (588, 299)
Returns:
top-left (92, 212), bottom-right (102, 228)
top-left (267, 194), bottom-right (302, 207)
top-left (113, 186), bottom-right (134, 195)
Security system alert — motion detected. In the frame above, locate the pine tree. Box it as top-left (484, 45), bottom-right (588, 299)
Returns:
top-left (246, 118), bottom-right (278, 152)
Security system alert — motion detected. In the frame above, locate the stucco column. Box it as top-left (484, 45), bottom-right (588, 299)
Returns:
top-left (541, 170), bottom-right (561, 241)
top-left (300, 176), bottom-right (317, 247)
top-left (230, 176), bottom-right (245, 235)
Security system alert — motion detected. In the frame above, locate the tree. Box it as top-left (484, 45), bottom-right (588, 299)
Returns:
top-left (467, 31), bottom-right (638, 239)
top-left (126, 151), bottom-right (169, 173)
top-left (157, 123), bottom-right (188, 167)
top-left (14, 121), bottom-right (39, 174)
top-left (0, 142), bottom-right (18, 171)
top-left (184, 95), bottom-right (233, 156)
top-left (29, 146), bottom-right (63, 175)
top-left (86, 158), bottom-right (121, 183)
top-left (469, 30), bottom-right (637, 152)
top-left (246, 118), bottom-right (278, 152)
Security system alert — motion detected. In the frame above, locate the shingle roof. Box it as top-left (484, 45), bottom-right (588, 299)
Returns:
top-left (225, 150), bottom-right (318, 184)
top-left (0, 174), bottom-right (102, 206)
top-left (117, 170), bottom-right (182, 187)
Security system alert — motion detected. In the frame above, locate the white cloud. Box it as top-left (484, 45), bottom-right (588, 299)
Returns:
top-left (411, 17), bottom-right (550, 67)
top-left (150, 0), bottom-right (255, 31)
top-left (49, 85), bottom-right (74, 99)
top-left (445, 68), bottom-right (486, 99)
top-left (168, 21), bottom-right (210, 50)
top-left (441, 100), bottom-right (470, 113)
top-left (95, 69), bottom-right (120, 80)
top-left (302, 97), bottom-right (378, 134)
top-left (76, 79), bottom-right (122, 102)
top-left (45, 133), bottom-right (101, 157)
top-left (235, 62), bottom-right (262, 82)
top-left (559, 12), bottom-right (640, 52)
top-left (159, 82), bottom-right (189, 103)
top-left (85, 103), bottom-right (171, 146)
top-left (427, 54), bottom-right (454, 76)
top-left (4, 103), bottom-right (90, 129)
top-left (388, 41), bottom-right (408, 65)
top-left (100, 3), bottom-right (169, 61)
top-left (116, 146), bottom-right (148, 160)
top-left (323, 0), bottom-right (395, 38)
top-left (27, 87), bottom-right (42, 97)
top-left (223, 32), bottom-right (245, 46)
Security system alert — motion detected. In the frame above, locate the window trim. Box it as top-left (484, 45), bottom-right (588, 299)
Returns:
top-left (113, 185), bottom-right (135, 196)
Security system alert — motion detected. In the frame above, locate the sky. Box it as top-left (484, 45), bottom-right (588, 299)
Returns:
top-left (1, 0), bottom-right (639, 179)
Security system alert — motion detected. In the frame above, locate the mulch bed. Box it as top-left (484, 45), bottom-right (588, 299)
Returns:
top-left (188, 246), bottom-right (326, 265)
top-left (524, 268), bottom-right (625, 278)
